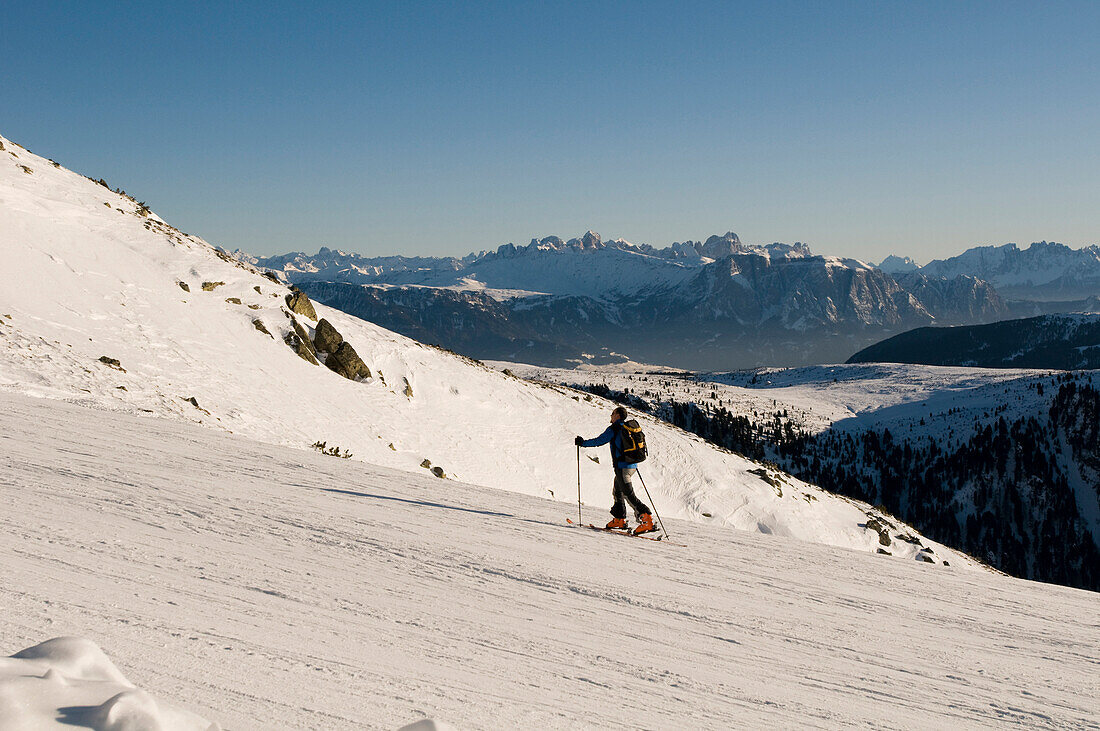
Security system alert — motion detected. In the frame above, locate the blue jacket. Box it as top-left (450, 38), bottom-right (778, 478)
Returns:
top-left (581, 423), bottom-right (639, 469)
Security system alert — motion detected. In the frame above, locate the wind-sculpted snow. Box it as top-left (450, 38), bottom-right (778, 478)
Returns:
top-left (0, 129), bottom-right (966, 564)
top-left (2, 392), bottom-right (1098, 728)
top-left (1, 637), bottom-right (216, 729)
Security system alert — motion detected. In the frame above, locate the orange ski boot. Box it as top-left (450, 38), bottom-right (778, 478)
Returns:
top-left (633, 513), bottom-right (656, 535)
top-left (605, 517), bottom-right (627, 530)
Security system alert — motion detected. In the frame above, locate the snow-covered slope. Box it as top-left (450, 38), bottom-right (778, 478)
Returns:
top-left (509, 362), bottom-right (1100, 589)
top-left (3, 392), bottom-right (1097, 729)
top-left (0, 130), bottom-right (963, 564)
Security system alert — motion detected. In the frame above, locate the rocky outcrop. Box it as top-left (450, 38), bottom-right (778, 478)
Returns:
top-left (201, 281), bottom-right (224, 291)
top-left (308, 317), bottom-right (370, 380)
top-left (285, 332), bottom-right (319, 365)
top-left (313, 318), bottom-right (343, 354)
top-left (284, 316), bottom-right (319, 365)
top-left (326, 341), bottom-right (371, 381)
top-left (290, 318), bottom-right (315, 355)
top-left (286, 288), bottom-right (318, 321)
top-left (98, 356), bottom-right (125, 372)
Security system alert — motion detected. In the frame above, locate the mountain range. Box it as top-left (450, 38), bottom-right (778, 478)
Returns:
top-left (912, 242), bottom-right (1100, 301)
top-left (249, 234), bottom-right (1018, 369)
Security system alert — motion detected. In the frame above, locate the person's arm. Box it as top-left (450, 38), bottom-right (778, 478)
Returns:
top-left (578, 425), bottom-right (615, 448)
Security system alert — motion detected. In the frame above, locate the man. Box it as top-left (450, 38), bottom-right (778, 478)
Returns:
top-left (575, 406), bottom-right (656, 535)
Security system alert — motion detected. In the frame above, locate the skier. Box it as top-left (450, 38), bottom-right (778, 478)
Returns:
top-left (575, 406), bottom-right (656, 535)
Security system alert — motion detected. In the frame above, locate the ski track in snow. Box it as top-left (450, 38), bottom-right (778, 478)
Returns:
top-left (2, 392), bottom-right (1098, 730)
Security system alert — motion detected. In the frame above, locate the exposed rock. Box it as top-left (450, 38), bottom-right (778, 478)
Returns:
top-left (178, 281), bottom-right (190, 292)
top-left (201, 281), bottom-right (225, 291)
top-left (291, 318), bottom-right (316, 355)
top-left (420, 459), bottom-right (432, 468)
top-left (181, 396), bottom-right (210, 415)
top-left (285, 332), bottom-right (319, 365)
top-left (248, 304), bottom-right (261, 310)
top-left (403, 378), bottom-right (414, 398)
top-left (252, 319), bottom-right (272, 337)
top-left (388, 443), bottom-right (396, 451)
top-left (286, 289), bottom-right (318, 321)
top-left (918, 554), bottom-right (936, 564)
top-left (98, 356), bottom-right (125, 372)
top-left (864, 516), bottom-right (893, 547)
top-left (325, 341), bottom-right (371, 381)
top-left (18, 165), bottom-right (32, 175)
top-left (262, 271), bottom-right (281, 284)
top-left (877, 548), bottom-right (892, 555)
top-left (431, 466), bottom-right (446, 479)
top-left (226, 297), bottom-right (242, 305)
top-left (313, 318), bottom-right (343, 354)
top-left (254, 286), bottom-right (262, 294)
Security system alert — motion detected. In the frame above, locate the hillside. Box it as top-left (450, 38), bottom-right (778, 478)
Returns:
top-left (847, 313), bottom-right (1100, 370)
top-left (510, 362), bottom-right (1100, 590)
top-left (4, 391), bottom-right (1098, 729)
top-left (0, 130), bottom-right (971, 568)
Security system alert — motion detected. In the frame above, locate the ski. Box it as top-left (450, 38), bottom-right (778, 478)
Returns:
top-left (566, 518), bottom-right (683, 546)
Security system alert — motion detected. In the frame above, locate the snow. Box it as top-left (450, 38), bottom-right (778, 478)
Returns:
top-left (3, 131), bottom-right (1099, 727)
top-left (510, 361), bottom-right (1068, 439)
top-left (0, 129), bottom-right (963, 565)
top-left (920, 241), bottom-right (1100, 295)
top-left (1, 637), bottom-right (216, 730)
top-left (3, 391), bottom-right (1099, 729)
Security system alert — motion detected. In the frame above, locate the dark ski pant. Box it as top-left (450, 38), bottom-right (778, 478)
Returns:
top-left (610, 467), bottom-right (650, 520)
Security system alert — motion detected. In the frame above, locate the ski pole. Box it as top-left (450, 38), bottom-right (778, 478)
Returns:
top-left (576, 445), bottom-right (582, 525)
top-left (635, 469), bottom-right (669, 539)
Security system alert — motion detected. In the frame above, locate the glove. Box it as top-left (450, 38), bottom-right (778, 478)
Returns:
top-left (574, 436), bottom-right (584, 446)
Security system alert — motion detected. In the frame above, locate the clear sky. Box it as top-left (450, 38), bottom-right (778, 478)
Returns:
top-left (3, 1), bottom-right (1098, 261)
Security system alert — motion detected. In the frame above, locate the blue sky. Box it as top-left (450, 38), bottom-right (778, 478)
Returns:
top-left (3, 1), bottom-right (1098, 261)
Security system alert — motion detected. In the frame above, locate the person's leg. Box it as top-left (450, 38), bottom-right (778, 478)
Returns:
top-left (610, 469), bottom-right (628, 519)
top-left (605, 469), bottom-right (629, 528)
top-left (617, 467), bottom-right (651, 520)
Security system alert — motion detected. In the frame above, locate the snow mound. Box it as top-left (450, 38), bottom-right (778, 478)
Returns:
top-left (398, 720), bottom-right (459, 731)
top-left (1, 638), bottom-right (217, 730)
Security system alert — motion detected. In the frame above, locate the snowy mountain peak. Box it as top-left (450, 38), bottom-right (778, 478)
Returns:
top-left (877, 254), bottom-right (920, 273)
top-left (918, 241), bottom-right (1100, 299)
